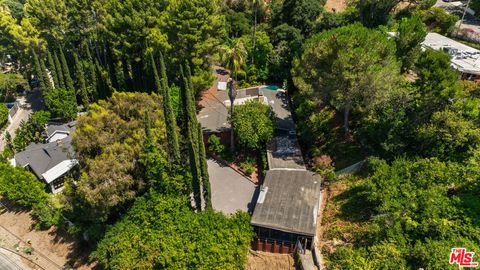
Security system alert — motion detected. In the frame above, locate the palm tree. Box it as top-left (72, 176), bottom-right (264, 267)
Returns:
top-left (220, 38), bottom-right (247, 80)
top-left (252, 0), bottom-right (258, 65)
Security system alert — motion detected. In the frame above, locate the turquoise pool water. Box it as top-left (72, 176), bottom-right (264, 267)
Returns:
top-left (261, 85), bottom-right (279, 91)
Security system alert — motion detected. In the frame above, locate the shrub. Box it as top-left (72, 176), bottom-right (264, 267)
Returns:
top-left (416, 7), bottom-right (458, 34)
top-left (0, 104), bottom-right (8, 129)
top-left (312, 155), bottom-right (336, 181)
top-left (208, 134), bottom-right (224, 155)
top-left (240, 157), bottom-right (256, 176)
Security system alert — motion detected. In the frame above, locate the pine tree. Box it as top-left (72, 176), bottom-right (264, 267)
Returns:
top-left (47, 50), bottom-right (59, 88)
top-left (39, 57), bottom-right (52, 90)
top-left (197, 123), bottom-right (211, 209)
top-left (60, 48), bottom-right (75, 91)
top-left (53, 51), bottom-right (65, 89)
top-left (74, 53), bottom-right (88, 105)
top-left (32, 50), bottom-right (46, 90)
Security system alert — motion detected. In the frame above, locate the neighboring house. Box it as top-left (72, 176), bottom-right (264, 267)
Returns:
top-left (422, 32), bottom-right (480, 81)
top-left (10, 121), bottom-right (77, 194)
top-left (251, 170), bottom-right (322, 253)
top-left (46, 121), bottom-right (76, 143)
top-left (389, 32), bottom-right (480, 82)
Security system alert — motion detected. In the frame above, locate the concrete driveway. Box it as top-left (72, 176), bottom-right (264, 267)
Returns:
top-left (0, 251), bottom-right (26, 270)
top-left (208, 158), bottom-right (258, 214)
top-left (0, 98), bottom-right (31, 151)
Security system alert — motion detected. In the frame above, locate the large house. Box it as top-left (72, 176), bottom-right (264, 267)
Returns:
top-left (10, 121), bottom-right (78, 193)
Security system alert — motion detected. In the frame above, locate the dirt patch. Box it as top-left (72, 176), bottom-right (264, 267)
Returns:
top-left (246, 250), bottom-right (296, 270)
top-left (324, 0), bottom-right (348, 12)
top-left (0, 205), bottom-right (96, 270)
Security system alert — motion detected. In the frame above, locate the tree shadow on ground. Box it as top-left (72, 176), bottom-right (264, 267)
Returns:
top-left (334, 185), bottom-right (373, 223)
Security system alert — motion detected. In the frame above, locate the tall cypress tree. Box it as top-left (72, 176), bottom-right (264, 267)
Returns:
top-left (197, 123), bottom-right (211, 209)
top-left (181, 65), bottom-right (202, 210)
top-left (46, 50), bottom-right (59, 88)
top-left (154, 52), bottom-right (181, 163)
top-left (85, 48), bottom-right (97, 102)
top-left (39, 57), bottom-right (52, 90)
top-left (53, 51), bottom-right (65, 89)
top-left (32, 50), bottom-right (46, 90)
top-left (74, 53), bottom-right (88, 105)
top-left (60, 48), bottom-right (75, 91)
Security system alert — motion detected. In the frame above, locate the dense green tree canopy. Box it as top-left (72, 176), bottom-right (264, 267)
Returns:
top-left (72, 92), bottom-right (167, 221)
top-left (92, 192), bottom-right (253, 270)
top-left (395, 16), bottom-right (427, 71)
top-left (44, 88), bottom-right (78, 120)
top-left (272, 0), bottom-right (324, 36)
top-left (0, 162), bottom-right (48, 207)
top-left (0, 72), bottom-right (27, 102)
top-left (13, 110), bottom-right (51, 152)
top-left (230, 99), bottom-right (275, 150)
top-left (0, 104), bottom-right (8, 129)
top-left (293, 24), bottom-right (401, 133)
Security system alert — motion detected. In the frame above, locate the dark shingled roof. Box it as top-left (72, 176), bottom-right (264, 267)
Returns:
top-left (251, 170), bottom-right (322, 236)
top-left (15, 137), bottom-right (75, 180)
top-left (46, 121), bottom-right (76, 139)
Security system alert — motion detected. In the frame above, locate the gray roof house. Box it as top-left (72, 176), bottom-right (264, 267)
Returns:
top-left (10, 121), bottom-right (78, 194)
top-left (251, 170), bottom-right (322, 252)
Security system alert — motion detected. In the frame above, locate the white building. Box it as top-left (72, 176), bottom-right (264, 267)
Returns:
top-left (422, 32), bottom-right (480, 81)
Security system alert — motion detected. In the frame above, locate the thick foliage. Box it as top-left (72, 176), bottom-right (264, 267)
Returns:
top-left (293, 24), bottom-right (400, 133)
top-left (0, 104), bottom-right (7, 129)
top-left (230, 99), bottom-right (275, 150)
top-left (44, 88), bottom-right (78, 120)
top-left (0, 162), bottom-right (48, 207)
top-left (13, 110), bottom-right (50, 151)
top-left (0, 73), bottom-right (28, 102)
top-left (92, 192), bottom-right (253, 270)
top-left (328, 158), bottom-right (480, 269)
top-left (71, 92), bottom-right (167, 222)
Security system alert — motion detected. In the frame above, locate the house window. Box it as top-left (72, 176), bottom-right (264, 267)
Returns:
top-left (52, 177), bottom-right (65, 191)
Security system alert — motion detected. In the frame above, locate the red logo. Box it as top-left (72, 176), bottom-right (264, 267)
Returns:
top-left (449, 248), bottom-right (479, 267)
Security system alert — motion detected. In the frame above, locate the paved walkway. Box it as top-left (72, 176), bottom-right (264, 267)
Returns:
top-left (208, 158), bottom-right (258, 214)
top-left (0, 97), bottom-right (32, 151)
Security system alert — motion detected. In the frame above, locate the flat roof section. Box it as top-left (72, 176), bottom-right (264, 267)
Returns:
top-left (251, 170), bottom-right (322, 237)
top-left (422, 32), bottom-right (480, 75)
top-left (267, 132), bottom-right (306, 170)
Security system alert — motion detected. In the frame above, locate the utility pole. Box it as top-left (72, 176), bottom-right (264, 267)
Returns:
top-left (456, 0), bottom-right (472, 35)
top-left (228, 78), bottom-right (237, 152)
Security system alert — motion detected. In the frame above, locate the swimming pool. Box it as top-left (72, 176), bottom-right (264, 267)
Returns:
top-left (261, 85), bottom-right (279, 91)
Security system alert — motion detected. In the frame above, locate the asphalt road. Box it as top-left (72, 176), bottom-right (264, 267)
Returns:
top-left (0, 252), bottom-right (25, 270)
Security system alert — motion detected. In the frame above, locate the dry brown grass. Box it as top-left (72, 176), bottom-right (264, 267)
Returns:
top-left (246, 250), bottom-right (296, 270)
top-left (324, 0), bottom-right (348, 12)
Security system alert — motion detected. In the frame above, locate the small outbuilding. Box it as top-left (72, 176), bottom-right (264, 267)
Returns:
top-left (251, 170), bottom-right (322, 253)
